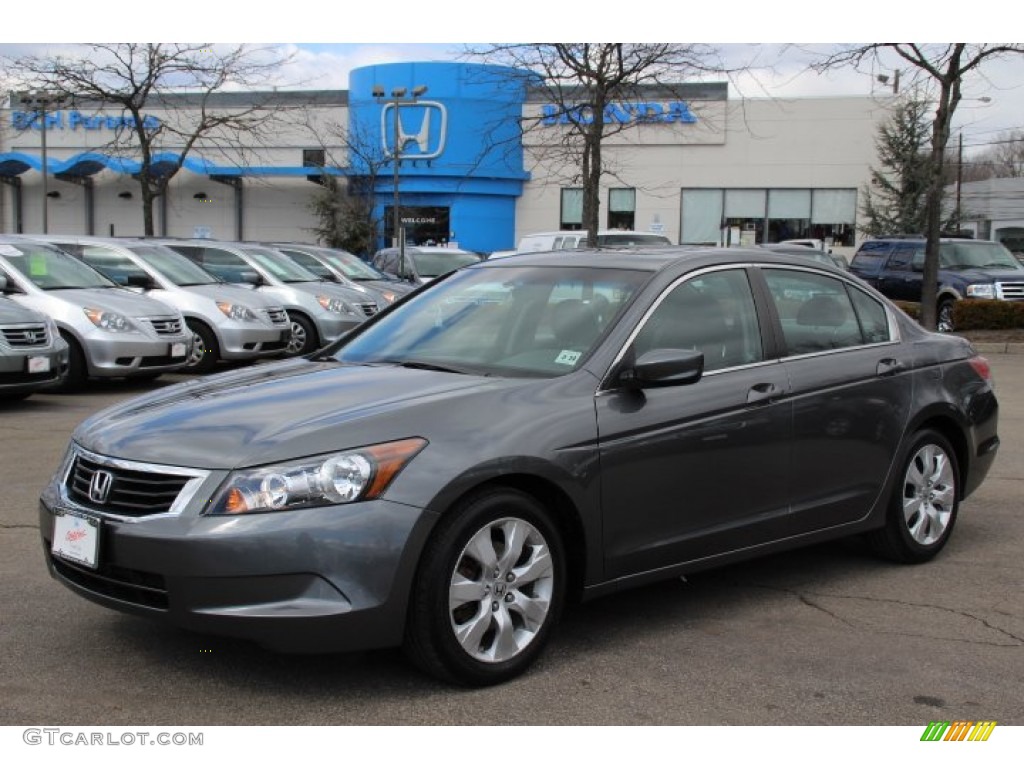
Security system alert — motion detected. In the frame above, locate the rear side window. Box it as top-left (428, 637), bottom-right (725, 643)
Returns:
top-left (850, 241), bottom-right (892, 273)
top-left (886, 243), bottom-right (923, 271)
top-left (764, 270), bottom-right (876, 355)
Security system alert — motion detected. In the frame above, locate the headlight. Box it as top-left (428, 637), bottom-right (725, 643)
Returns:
top-left (83, 307), bottom-right (134, 332)
top-left (316, 294), bottom-right (356, 315)
top-left (381, 291), bottom-right (398, 304)
top-left (205, 438), bottom-right (427, 515)
top-left (44, 316), bottom-right (60, 340)
top-left (216, 301), bottom-right (257, 322)
top-left (965, 284), bottom-right (995, 299)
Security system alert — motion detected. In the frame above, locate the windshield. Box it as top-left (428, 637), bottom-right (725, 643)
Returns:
top-left (315, 248), bottom-right (390, 280)
top-left (412, 251), bottom-right (481, 278)
top-left (127, 245), bottom-right (221, 286)
top-left (240, 247), bottom-right (321, 282)
top-left (0, 242), bottom-right (117, 290)
top-left (939, 241), bottom-right (1023, 270)
top-left (334, 264), bottom-right (648, 378)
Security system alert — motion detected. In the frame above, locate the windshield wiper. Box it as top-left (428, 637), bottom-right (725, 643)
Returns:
top-left (371, 359), bottom-right (478, 375)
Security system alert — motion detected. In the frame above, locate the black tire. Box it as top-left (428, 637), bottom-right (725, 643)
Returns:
top-left (937, 298), bottom-right (956, 333)
top-left (404, 487), bottom-right (566, 686)
top-left (285, 313), bottom-right (318, 356)
top-left (869, 429), bottom-right (960, 564)
top-left (54, 333), bottom-right (88, 392)
top-left (185, 320), bottom-right (220, 374)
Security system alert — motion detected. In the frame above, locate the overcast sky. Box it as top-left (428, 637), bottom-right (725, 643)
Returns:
top-left (3, 3), bottom-right (1020, 156)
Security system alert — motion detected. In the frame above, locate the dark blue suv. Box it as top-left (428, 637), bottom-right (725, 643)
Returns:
top-left (849, 237), bottom-right (1024, 331)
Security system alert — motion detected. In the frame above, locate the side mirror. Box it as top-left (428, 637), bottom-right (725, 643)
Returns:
top-left (123, 273), bottom-right (154, 290)
top-left (238, 270), bottom-right (262, 286)
top-left (618, 348), bottom-right (704, 389)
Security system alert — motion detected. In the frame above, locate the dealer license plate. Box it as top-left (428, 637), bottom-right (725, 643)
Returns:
top-left (28, 356), bottom-right (51, 374)
top-left (51, 510), bottom-right (101, 569)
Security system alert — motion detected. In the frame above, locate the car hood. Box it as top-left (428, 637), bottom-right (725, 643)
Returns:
top-left (44, 287), bottom-right (179, 317)
top-left (949, 267), bottom-right (1024, 282)
top-left (0, 297), bottom-right (46, 324)
top-left (74, 358), bottom-right (502, 469)
top-left (180, 282), bottom-right (281, 308)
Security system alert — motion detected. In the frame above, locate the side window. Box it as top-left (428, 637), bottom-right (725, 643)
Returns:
top-left (633, 269), bottom-right (763, 372)
top-left (79, 247), bottom-right (147, 285)
top-left (185, 247), bottom-right (249, 282)
top-left (848, 286), bottom-right (893, 344)
top-left (886, 243), bottom-right (918, 271)
top-left (764, 270), bottom-right (867, 355)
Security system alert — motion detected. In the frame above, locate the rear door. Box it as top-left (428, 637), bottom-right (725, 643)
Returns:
top-left (758, 266), bottom-right (913, 531)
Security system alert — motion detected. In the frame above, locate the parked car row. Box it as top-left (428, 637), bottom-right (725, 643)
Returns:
top-left (0, 236), bottom-right (411, 398)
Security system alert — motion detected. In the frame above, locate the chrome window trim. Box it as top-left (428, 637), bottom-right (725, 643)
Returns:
top-left (59, 444), bottom-right (211, 523)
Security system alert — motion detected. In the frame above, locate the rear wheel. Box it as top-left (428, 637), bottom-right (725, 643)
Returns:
top-left (185, 320), bottom-right (219, 374)
top-left (937, 298), bottom-right (956, 333)
top-left (404, 488), bottom-right (566, 686)
top-left (869, 430), bottom-right (960, 563)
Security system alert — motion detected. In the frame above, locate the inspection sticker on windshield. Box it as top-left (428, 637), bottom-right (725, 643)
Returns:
top-left (555, 350), bottom-right (582, 366)
top-left (52, 510), bottom-right (101, 570)
top-left (0, 244), bottom-right (22, 257)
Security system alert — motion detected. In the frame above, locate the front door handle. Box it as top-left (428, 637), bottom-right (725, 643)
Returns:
top-left (747, 382), bottom-right (785, 405)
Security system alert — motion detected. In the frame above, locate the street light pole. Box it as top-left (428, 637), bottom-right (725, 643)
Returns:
top-left (372, 83), bottom-right (428, 278)
top-left (19, 90), bottom-right (66, 234)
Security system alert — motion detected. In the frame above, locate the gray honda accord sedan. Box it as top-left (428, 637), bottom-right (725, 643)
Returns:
top-left (40, 247), bottom-right (1000, 686)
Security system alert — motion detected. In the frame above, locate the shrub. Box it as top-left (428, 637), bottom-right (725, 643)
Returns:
top-left (953, 300), bottom-right (1024, 330)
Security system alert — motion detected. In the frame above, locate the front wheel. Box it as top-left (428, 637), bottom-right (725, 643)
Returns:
top-left (285, 313), bottom-right (318, 356)
top-left (869, 430), bottom-right (960, 563)
top-left (185, 320), bottom-right (219, 374)
top-left (404, 488), bottom-right (566, 686)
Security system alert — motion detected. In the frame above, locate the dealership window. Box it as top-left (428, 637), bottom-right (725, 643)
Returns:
top-left (608, 188), bottom-right (636, 230)
top-left (681, 188), bottom-right (857, 247)
top-left (560, 189), bottom-right (583, 230)
top-left (681, 189), bottom-right (724, 245)
top-left (724, 189), bottom-right (766, 246)
top-left (302, 149), bottom-right (326, 167)
top-left (811, 189), bottom-right (857, 247)
top-left (767, 189), bottom-right (811, 243)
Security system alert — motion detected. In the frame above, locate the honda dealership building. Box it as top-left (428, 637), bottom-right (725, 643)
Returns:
top-left (0, 61), bottom-right (893, 255)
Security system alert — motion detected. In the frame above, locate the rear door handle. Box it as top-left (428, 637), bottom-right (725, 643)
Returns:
top-left (876, 358), bottom-right (905, 377)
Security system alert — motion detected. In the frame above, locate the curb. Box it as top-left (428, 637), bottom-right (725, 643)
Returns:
top-left (969, 342), bottom-right (1024, 355)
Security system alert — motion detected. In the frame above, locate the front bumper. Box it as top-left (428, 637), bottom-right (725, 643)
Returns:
top-left (0, 343), bottom-right (70, 394)
top-left (216, 322), bottom-right (291, 360)
top-left (39, 470), bottom-right (436, 653)
top-left (79, 329), bottom-right (192, 378)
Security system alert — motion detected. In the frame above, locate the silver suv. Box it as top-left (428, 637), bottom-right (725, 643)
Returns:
top-left (155, 240), bottom-right (375, 355)
top-left (0, 285), bottom-right (69, 400)
top-left (33, 236), bottom-right (292, 374)
top-left (0, 236), bottom-right (191, 388)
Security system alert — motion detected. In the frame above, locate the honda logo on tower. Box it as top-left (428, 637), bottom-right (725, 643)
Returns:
top-left (380, 101), bottom-right (448, 160)
top-left (87, 470), bottom-right (114, 505)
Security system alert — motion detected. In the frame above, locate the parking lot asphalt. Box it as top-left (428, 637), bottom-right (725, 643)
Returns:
top-left (1, 356), bottom-right (1022, 726)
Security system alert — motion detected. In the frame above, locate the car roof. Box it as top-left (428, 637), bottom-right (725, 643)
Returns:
top-left (469, 245), bottom-right (842, 274)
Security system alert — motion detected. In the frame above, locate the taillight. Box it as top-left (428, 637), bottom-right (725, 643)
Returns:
top-left (968, 355), bottom-right (993, 385)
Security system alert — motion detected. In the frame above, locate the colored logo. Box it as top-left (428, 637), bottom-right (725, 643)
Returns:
top-left (380, 101), bottom-right (448, 161)
top-left (921, 721), bottom-right (997, 742)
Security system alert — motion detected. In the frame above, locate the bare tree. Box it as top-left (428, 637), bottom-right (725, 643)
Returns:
top-left (467, 44), bottom-right (724, 246)
top-left (973, 129), bottom-right (1024, 179)
top-left (813, 44), bottom-right (1024, 330)
top-left (6, 43), bottom-right (296, 235)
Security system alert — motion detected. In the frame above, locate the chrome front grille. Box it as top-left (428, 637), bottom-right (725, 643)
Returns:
top-left (358, 302), bottom-right (378, 317)
top-left (1, 323), bottom-right (49, 348)
top-left (64, 449), bottom-right (207, 519)
top-left (142, 316), bottom-right (183, 336)
top-left (997, 281), bottom-right (1024, 300)
top-left (264, 308), bottom-right (288, 325)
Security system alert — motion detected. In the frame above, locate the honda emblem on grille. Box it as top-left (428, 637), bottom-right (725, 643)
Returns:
top-left (88, 470), bottom-right (114, 504)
